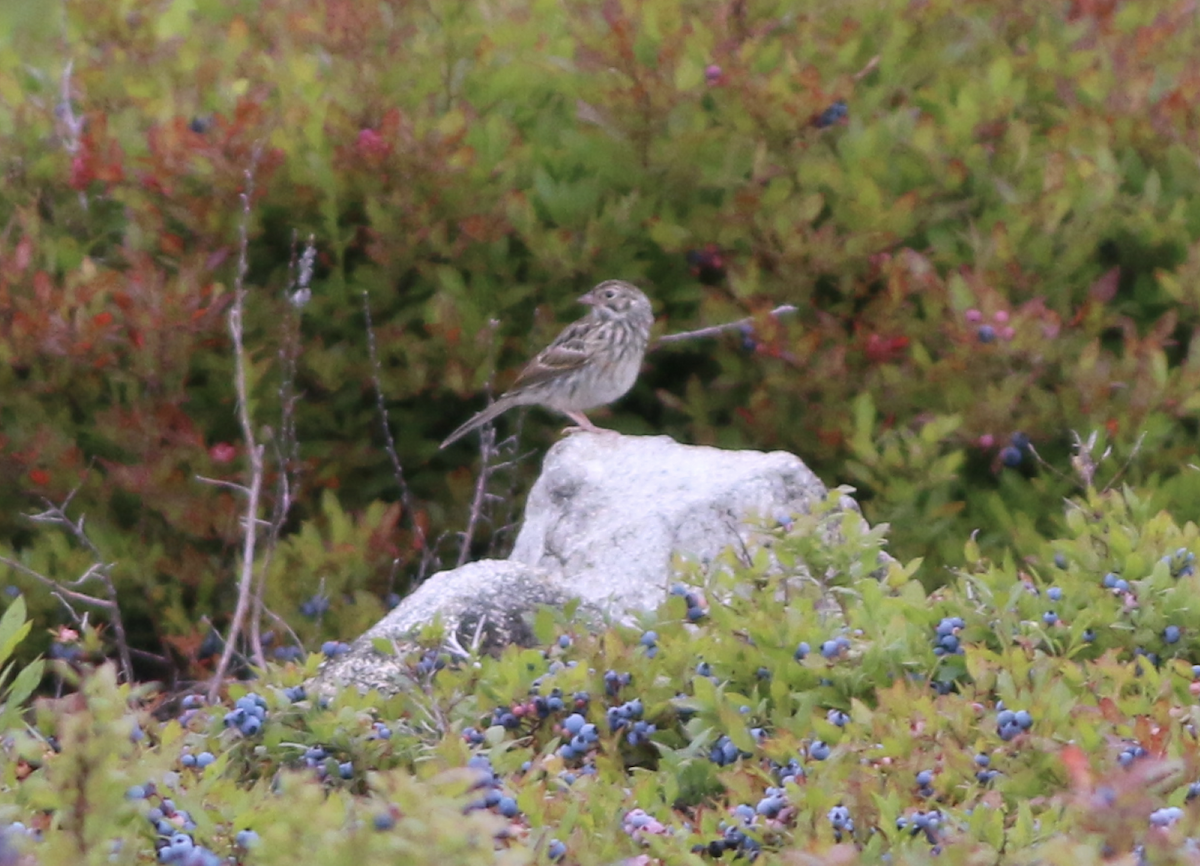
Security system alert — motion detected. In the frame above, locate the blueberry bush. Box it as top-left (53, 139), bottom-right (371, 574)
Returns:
top-left (6, 0), bottom-right (1200, 857)
top-left (4, 483), bottom-right (1200, 862)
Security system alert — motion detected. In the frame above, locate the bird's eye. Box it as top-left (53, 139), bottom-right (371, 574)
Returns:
top-left (604, 288), bottom-right (616, 298)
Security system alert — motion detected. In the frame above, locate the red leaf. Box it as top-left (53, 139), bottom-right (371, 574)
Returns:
top-left (1089, 267), bottom-right (1120, 302)
top-left (28, 469), bottom-right (50, 486)
top-left (1060, 744), bottom-right (1092, 791)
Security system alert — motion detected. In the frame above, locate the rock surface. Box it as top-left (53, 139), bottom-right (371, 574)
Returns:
top-left (511, 433), bottom-right (831, 614)
top-left (315, 433), bottom-right (855, 694)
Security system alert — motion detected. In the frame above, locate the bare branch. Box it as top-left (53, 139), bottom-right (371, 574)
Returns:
top-left (209, 147), bottom-right (266, 702)
top-left (652, 304), bottom-right (799, 347)
top-left (250, 232), bottom-right (314, 668)
top-left (362, 290), bottom-right (435, 581)
top-left (194, 475), bottom-right (251, 495)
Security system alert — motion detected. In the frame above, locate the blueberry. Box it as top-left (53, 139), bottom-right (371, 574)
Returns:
top-left (498, 796), bottom-right (519, 818)
top-left (1043, 611), bottom-right (1058, 626)
top-left (639, 631), bottom-right (658, 647)
top-left (810, 741), bottom-right (830, 761)
top-left (794, 642), bottom-right (810, 660)
top-left (815, 100), bottom-right (848, 128)
top-left (235, 830), bottom-right (259, 848)
top-left (1047, 587), bottom-right (1062, 601)
top-left (916, 769), bottom-right (934, 787)
top-left (1014, 710), bottom-right (1032, 729)
top-left (547, 839), bottom-right (566, 860)
top-left (1103, 573), bottom-right (1119, 588)
top-left (373, 812), bottom-right (395, 831)
top-left (1150, 806), bottom-right (1183, 827)
top-left (974, 754), bottom-right (990, 767)
top-left (820, 640), bottom-right (840, 659)
top-left (1000, 445), bottom-right (1022, 467)
top-left (1164, 625), bottom-right (1181, 644)
top-left (978, 325), bottom-right (997, 344)
top-left (756, 796), bottom-right (786, 818)
top-left (1054, 553), bottom-right (1068, 569)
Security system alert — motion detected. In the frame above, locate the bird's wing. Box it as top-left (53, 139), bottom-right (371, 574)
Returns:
top-left (509, 319), bottom-right (595, 390)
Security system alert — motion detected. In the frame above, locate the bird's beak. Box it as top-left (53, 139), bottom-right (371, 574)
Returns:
top-left (577, 291), bottom-right (596, 306)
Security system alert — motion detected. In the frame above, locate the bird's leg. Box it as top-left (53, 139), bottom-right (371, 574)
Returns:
top-left (560, 411), bottom-right (614, 436)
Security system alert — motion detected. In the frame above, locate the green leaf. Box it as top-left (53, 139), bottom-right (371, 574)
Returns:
top-left (0, 595), bottom-right (30, 666)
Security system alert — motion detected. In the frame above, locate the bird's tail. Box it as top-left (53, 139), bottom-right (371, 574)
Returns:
top-left (439, 398), bottom-right (516, 449)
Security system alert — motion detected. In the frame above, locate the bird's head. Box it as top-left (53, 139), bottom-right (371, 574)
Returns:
top-left (579, 280), bottom-right (652, 324)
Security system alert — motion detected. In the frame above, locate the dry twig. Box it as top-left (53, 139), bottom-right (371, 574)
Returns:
top-left (207, 148), bottom-right (265, 702)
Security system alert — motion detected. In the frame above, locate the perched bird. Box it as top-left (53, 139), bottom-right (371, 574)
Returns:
top-left (439, 280), bottom-right (653, 449)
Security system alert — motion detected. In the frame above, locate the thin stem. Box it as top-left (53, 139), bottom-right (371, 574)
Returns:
top-left (209, 148), bottom-right (265, 702)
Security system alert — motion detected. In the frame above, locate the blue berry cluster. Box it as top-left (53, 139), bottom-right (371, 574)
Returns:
top-left (771, 756), bottom-right (805, 785)
top-left (638, 630), bottom-right (658, 658)
top-left (622, 808), bottom-right (669, 839)
top-left (669, 584), bottom-right (708, 621)
top-left (1102, 572), bottom-right (1131, 592)
top-left (126, 784), bottom-right (218, 865)
top-left (604, 669), bottom-right (632, 697)
top-left (1149, 806), bottom-right (1182, 828)
top-left (820, 635), bottom-right (851, 659)
top-left (999, 432), bottom-right (1031, 468)
top-left (693, 807), bottom-right (762, 859)
top-left (178, 750), bottom-right (214, 770)
top-left (156, 832), bottom-right (220, 865)
top-left (414, 649), bottom-right (446, 676)
top-left (897, 809), bottom-right (943, 847)
top-left (933, 616), bottom-right (965, 656)
top-left (827, 804), bottom-right (854, 841)
top-left (223, 693), bottom-right (267, 736)
top-left (1162, 548), bottom-right (1196, 578)
top-left (462, 756), bottom-right (519, 818)
top-left (996, 706), bottom-right (1033, 741)
top-left (709, 734), bottom-right (752, 766)
top-left (755, 786), bottom-right (789, 819)
top-left (974, 753), bottom-right (999, 783)
top-left (1117, 742), bottom-right (1147, 768)
top-left (301, 746), bottom-right (333, 779)
top-left (915, 768), bottom-right (935, 797)
top-left (320, 640), bottom-right (350, 658)
top-left (299, 593), bottom-right (329, 618)
top-left (559, 712), bottom-right (600, 761)
top-left (273, 645), bottom-right (305, 662)
top-left (607, 698), bottom-right (655, 746)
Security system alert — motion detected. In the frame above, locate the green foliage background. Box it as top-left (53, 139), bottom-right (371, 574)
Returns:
top-left (4, 0), bottom-right (1200, 666)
